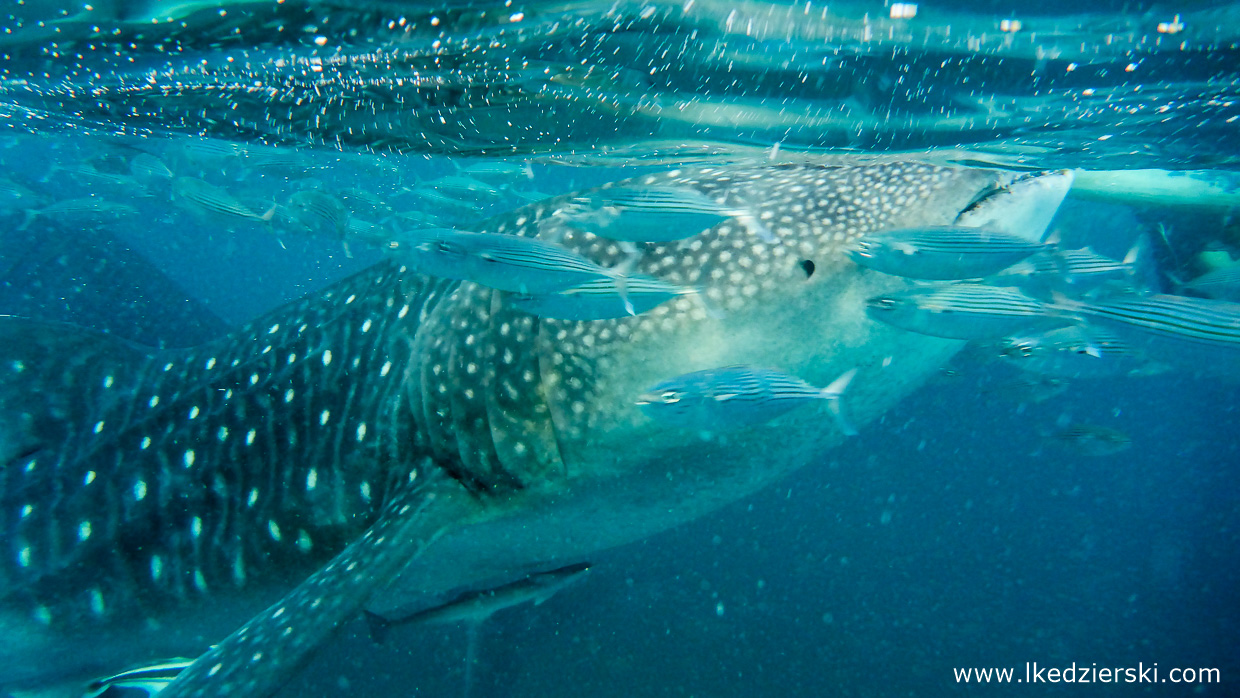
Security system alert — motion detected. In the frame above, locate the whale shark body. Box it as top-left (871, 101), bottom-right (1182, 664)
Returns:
top-left (0, 162), bottom-right (1071, 697)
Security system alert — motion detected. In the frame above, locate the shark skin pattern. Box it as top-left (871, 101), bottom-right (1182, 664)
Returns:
top-left (0, 162), bottom-right (1072, 697)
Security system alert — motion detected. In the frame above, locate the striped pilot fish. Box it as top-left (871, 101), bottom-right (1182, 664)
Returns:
top-left (0, 163), bottom-right (1071, 697)
top-left (637, 365), bottom-right (858, 435)
top-left (866, 284), bottom-right (1070, 340)
top-left (1049, 292), bottom-right (1240, 370)
top-left (555, 184), bottom-right (776, 243)
top-left (847, 226), bottom-right (1051, 280)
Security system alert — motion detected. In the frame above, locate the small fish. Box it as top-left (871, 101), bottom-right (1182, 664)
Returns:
top-left (458, 161), bottom-right (534, 184)
top-left (998, 326), bottom-right (1141, 378)
top-left (508, 275), bottom-right (709, 320)
top-left (406, 187), bottom-right (484, 215)
top-left (636, 365), bottom-right (857, 435)
top-left (982, 375), bottom-right (1072, 404)
top-left (1050, 293), bottom-right (1240, 360)
top-left (288, 189), bottom-right (351, 256)
top-left (427, 175), bottom-right (506, 201)
top-left (393, 227), bottom-right (634, 298)
top-left (1048, 423), bottom-right (1132, 456)
top-left (848, 226), bottom-right (1049, 280)
top-left (995, 242), bottom-right (1146, 295)
top-left (1177, 264), bottom-right (1240, 302)
top-left (363, 562), bottom-right (591, 643)
top-left (866, 285), bottom-right (1064, 340)
top-left (172, 177), bottom-right (275, 224)
top-left (560, 185), bottom-right (776, 243)
top-left (83, 658), bottom-right (196, 698)
top-left (19, 197), bottom-right (140, 230)
top-left (128, 153), bottom-right (175, 182)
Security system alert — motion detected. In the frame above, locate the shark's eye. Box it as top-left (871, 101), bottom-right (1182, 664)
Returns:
top-left (799, 259), bottom-right (816, 278)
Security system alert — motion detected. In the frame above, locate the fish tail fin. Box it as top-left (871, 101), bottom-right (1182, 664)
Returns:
top-left (610, 251), bottom-right (643, 316)
top-left (259, 201), bottom-right (277, 222)
top-left (820, 368), bottom-right (859, 436)
top-left (363, 610), bottom-right (392, 644)
top-left (1123, 233), bottom-right (1162, 295)
top-left (17, 208), bottom-right (38, 231)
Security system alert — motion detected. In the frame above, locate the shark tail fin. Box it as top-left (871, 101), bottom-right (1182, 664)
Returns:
top-left (0, 317), bottom-right (147, 472)
top-left (364, 610), bottom-right (392, 644)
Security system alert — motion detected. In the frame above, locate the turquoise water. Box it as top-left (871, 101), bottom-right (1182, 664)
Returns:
top-left (2, 1), bottom-right (1238, 696)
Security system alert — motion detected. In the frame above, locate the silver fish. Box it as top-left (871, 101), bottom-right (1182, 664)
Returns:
top-left (1050, 293), bottom-right (1240, 366)
top-left (848, 226), bottom-right (1050, 280)
top-left (363, 562), bottom-right (590, 642)
top-left (508, 275), bottom-right (704, 321)
top-left (1178, 265), bottom-right (1240, 301)
top-left (866, 284), bottom-right (1066, 339)
top-left (559, 185), bottom-right (776, 243)
top-left (0, 163), bottom-right (1071, 698)
top-left (84, 658), bottom-right (196, 698)
top-left (392, 227), bottom-right (630, 296)
top-left (1048, 423), bottom-right (1133, 456)
top-left (637, 365), bottom-right (857, 435)
top-left (997, 326), bottom-right (1144, 379)
top-left (172, 177), bottom-right (275, 224)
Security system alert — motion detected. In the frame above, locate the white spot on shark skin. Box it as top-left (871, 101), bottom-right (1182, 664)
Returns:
top-left (297, 530), bottom-right (313, 552)
top-left (83, 470), bottom-right (96, 485)
top-left (248, 488), bottom-right (259, 507)
top-left (189, 405), bottom-right (200, 419)
top-left (33, 605), bottom-right (51, 625)
top-left (93, 420), bottom-right (105, 434)
top-left (246, 429), bottom-right (256, 446)
top-left (250, 373), bottom-right (259, 385)
top-left (356, 423), bottom-right (367, 441)
top-left (218, 426), bottom-right (229, 441)
top-left (322, 350), bottom-right (333, 366)
top-left (89, 588), bottom-right (105, 616)
top-left (150, 554), bottom-right (164, 581)
top-left (191, 517), bottom-right (203, 538)
top-left (268, 520), bottom-right (282, 542)
top-left (163, 362), bottom-right (173, 372)
top-left (183, 450), bottom-right (196, 468)
top-left (23, 460), bottom-right (36, 473)
top-left (380, 361), bottom-right (392, 377)
top-left (398, 304), bottom-right (409, 318)
top-left (206, 357), bottom-right (217, 370)
top-left (306, 468), bottom-right (318, 490)
top-left (103, 374), bottom-right (114, 388)
top-left (268, 323), bottom-right (280, 334)
top-left (209, 663), bottom-right (223, 677)
top-left (194, 569), bottom-right (208, 593)
top-left (11, 360), bottom-right (25, 373)
top-left (319, 409), bottom-right (331, 426)
top-left (345, 294), bottom-right (356, 304)
top-left (78, 520), bottom-right (92, 541)
top-left (149, 395), bottom-right (160, 408)
top-left (17, 546), bottom-right (31, 567)
top-left (361, 318), bottom-right (372, 333)
top-left (20, 504), bottom-right (32, 518)
top-left (284, 389), bottom-right (295, 403)
top-left (134, 480), bottom-right (147, 501)
top-left (287, 353), bottom-right (297, 364)
top-left (359, 481), bottom-right (372, 502)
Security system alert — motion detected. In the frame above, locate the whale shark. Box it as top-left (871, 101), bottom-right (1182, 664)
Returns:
top-left (0, 162), bottom-right (1071, 697)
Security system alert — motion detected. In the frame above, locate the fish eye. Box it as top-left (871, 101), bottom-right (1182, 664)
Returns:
top-left (799, 259), bottom-right (816, 278)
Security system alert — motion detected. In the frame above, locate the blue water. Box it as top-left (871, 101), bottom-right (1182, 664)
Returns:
top-left (2, 0), bottom-right (1239, 696)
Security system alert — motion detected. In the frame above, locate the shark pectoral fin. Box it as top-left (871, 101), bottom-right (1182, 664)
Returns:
top-left (156, 470), bottom-right (465, 698)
